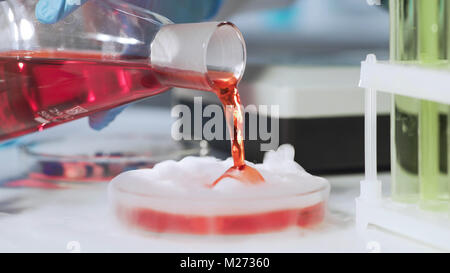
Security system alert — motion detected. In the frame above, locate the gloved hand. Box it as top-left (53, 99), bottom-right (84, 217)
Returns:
top-left (36, 0), bottom-right (88, 24)
top-left (35, 0), bottom-right (222, 130)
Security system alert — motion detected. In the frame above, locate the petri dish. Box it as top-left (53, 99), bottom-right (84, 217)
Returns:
top-left (109, 171), bottom-right (329, 236)
top-left (18, 135), bottom-right (209, 185)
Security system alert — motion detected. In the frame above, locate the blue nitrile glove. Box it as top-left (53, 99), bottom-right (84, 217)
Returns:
top-left (36, 0), bottom-right (89, 24)
top-left (88, 105), bottom-right (128, 130)
top-left (35, 0), bottom-right (222, 131)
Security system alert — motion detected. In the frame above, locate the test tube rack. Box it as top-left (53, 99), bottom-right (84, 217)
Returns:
top-left (356, 54), bottom-right (450, 251)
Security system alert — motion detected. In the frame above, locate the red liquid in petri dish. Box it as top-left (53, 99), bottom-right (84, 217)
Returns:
top-left (112, 72), bottom-right (327, 235)
top-left (117, 202), bottom-right (326, 235)
top-left (111, 72), bottom-right (327, 235)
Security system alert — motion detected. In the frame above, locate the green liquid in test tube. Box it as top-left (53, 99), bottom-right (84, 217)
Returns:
top-left (390, 0), bottom-right (420, 203)
top-left (417, 0), bottom-right (448, 211)
top-left (389, 0), bottom-right (449, 208)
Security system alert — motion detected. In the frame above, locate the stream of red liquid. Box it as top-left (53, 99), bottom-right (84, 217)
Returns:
top-left (208, 71), bottom-right (264, 186)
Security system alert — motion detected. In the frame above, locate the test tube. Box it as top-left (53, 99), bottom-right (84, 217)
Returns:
top-left (417, 0), bottom-right (448, 211)
top-left (390, 0), bottom-right (420, 203)
top-left (389, 0), bottom-right (449, 209)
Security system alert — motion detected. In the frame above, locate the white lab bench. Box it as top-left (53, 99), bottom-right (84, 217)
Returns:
top-left (0, 107), bottom-right (438, 253)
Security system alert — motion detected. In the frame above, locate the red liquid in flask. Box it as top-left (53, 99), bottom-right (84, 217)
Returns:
top-left (0, 50), bottom-right (168, 140)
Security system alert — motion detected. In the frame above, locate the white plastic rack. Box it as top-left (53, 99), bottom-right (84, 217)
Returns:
top-left (357, 54), bottom-right (450, 251)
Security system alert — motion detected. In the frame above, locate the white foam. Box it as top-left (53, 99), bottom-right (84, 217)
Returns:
top-left (109, 144), bottom-right (329, 215)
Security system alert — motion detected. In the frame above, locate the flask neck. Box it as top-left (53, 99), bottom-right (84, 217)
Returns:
top-left (150, 22), bottom-right (246, 92)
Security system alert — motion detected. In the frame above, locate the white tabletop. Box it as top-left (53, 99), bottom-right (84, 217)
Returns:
top-left (0, 107), bottom-right (438, 253)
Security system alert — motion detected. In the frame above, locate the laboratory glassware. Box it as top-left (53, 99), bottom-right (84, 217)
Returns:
top-left (390, 0), bottom-right (449, 210)
top-left (109, 157), bottom-right (329, 235)
top-left (390, 0), bottom-right (420, 203)
top-left (18, 135), bottom-right (209, 185)
top-left (0, 0), bottom-right (246, 141)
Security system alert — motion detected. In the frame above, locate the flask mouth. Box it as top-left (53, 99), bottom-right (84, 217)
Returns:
top-left (204, 22), bottom-right (247, 88)
top-left (150, 21), bottom-right (247, 92)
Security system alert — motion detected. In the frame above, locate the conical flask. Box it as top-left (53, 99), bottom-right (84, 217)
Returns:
top-left (0, 0), bottom-right (246, 140)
